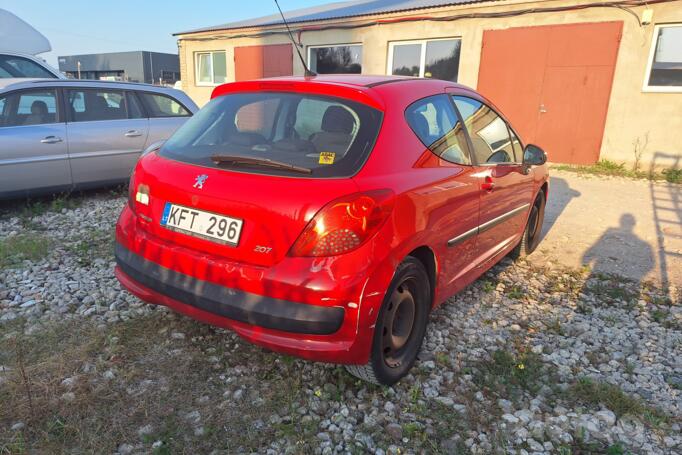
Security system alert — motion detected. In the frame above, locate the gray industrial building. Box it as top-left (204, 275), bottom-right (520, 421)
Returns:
top-left (57, 51), bottom-right (180, 85)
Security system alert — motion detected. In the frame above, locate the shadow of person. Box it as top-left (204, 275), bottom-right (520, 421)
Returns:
top-left (581, 214), bottom-right (654, 286)
top-left (540, 176), bottom-right (581, 241)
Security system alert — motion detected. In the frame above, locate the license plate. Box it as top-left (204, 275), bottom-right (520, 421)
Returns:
top-left (160, 202), bottom-right (243, 245)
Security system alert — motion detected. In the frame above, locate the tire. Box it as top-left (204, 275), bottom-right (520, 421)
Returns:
top-left (345, 257), bottom-right (431, 386)
top-left (510, 190), bottom-right (546, 260)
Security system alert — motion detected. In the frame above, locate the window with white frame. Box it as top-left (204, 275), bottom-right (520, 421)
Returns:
top-left (195, 51), bottom-right (227, 85)
top-left (308, 44), bottom-right (362, 74)
top-left (388, 38), bottom-right (461, 82)
top-left (645, 24), bottom-right (682, 91)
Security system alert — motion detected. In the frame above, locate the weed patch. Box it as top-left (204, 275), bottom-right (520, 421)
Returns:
top-left (566, 378), bottom-right (670, 427)
top-left (474, 349), bottom-right (548, 400)
top-left (67, 228), bottom-right (115, 265)
top-left (554, 160), bottom-right (681, 183)
top-left (0, 234), bottom-right (50, 268)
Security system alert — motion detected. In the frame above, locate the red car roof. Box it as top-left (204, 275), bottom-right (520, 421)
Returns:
top-left (211, 75), bottom-right (474, 111)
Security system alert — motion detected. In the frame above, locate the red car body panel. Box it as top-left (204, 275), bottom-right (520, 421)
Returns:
top-left (115, 75), bottom-right (549, 364)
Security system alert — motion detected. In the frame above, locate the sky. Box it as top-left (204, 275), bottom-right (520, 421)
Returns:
top-left (1, 0), bottom-right (323, 67)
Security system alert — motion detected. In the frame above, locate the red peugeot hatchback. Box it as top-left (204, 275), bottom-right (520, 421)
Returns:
top-left (115, 75), bottom-right (548, 385)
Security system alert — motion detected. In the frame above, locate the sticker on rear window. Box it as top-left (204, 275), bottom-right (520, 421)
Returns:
top-left (319, 152), bottom-right (336, 165)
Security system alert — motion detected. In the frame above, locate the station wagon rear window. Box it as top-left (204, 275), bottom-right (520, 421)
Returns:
top-left (159, 92), bottom-right (382, 178)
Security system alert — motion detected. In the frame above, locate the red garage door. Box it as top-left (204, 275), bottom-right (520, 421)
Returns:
top-left (235, 44), bottom-right (293, 81)
top-left (477, 22), bottom-right (622, 164)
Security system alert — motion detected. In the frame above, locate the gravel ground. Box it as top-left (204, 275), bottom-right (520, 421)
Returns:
top-left (1, 192), bottom-right (681, 454)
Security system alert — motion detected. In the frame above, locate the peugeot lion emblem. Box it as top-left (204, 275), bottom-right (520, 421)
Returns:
top-left (193, 174), bottom-right (208, 189)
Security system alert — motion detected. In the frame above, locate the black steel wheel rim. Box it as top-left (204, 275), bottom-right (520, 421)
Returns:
top-left (381, 277), bottom-right (418, 368)
top-left (527, 205), bottom-right (540, 243)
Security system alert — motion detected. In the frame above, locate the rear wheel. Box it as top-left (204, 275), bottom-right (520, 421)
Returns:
top-left (510, 190), bottom-right (546, 259)
top-left (345, 257), bottom-right (431, 385)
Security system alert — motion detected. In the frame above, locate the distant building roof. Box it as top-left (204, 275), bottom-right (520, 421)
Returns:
top-left (175, 0), bottom-right (497, 35)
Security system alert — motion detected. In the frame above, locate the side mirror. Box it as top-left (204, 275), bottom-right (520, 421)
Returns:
top-left (523, 144), bottom-right (547, 166)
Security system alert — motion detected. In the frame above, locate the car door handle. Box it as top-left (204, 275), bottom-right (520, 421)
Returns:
top-left (40, 136), bottom-right (63, 144)
top-left (125, 130), bottom-right (142, 137)
top-left (481, 176), bottom-right (495, 192)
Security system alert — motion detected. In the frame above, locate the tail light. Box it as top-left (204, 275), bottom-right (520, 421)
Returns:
top-left (289, 189), bottom-right (395, 257)
top-left (127, 170), bottom-right (149, 213)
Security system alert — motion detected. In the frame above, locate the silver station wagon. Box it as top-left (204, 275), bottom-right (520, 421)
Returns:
top-left (0, 79), bottom-right (198, 199)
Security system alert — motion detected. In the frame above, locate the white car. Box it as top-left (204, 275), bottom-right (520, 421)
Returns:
top-left (0, 8), bottom-right (65, 79)
top-left (0, 51), bottom-right (64, 79)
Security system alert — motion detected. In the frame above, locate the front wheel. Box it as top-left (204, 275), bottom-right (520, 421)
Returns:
top-left (510, 189), bottom-right (546, 259)
top-left (345, 257), bottom-right (431, 385)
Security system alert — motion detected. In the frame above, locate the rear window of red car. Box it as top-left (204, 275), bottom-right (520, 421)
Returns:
top-left (159, 92), bottom-right (382, 178)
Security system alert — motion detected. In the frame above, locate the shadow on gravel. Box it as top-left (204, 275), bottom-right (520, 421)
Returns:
top-left (582, 214), bottom-right (654, 289)
top-left (649, 151), bottom-right (681, 292)
top-left (541, 176), bottom-right (581, 242)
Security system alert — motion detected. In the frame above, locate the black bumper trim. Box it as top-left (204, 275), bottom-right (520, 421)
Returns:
top-left (115, 243), bottom-right (344, 335)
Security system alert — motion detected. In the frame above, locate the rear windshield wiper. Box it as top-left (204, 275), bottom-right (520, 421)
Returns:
top-left (210, 154), bottom-right (312, 175)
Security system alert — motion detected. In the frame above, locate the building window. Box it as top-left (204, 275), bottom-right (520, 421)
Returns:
top-left (645, 24), bottom-right (682, 91)
top-left (388, 38), bottom-right (461, 82)
top-left (308, 44), bottom-right (362, 74)
top-left (195, 51), bottom-right (227, 85)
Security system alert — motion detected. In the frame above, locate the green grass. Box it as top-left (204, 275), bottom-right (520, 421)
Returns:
top-left (67, 229), bottom-right (115, 266)
top-left (0, 234), bottom-right (51, 268)
top-left (506, 285), bottom-right (525, 300)
top-left (651, 309), bottom-right (667, 324)
top-left (20, 194), bottom-right (83, 218)
top-left (662, 168), bottom-right (682, 184)
top-left (584, 274), bottom-right (639, 304)
top-left (481, 280), bottom-right (496, 293)
top-left (554, 160), bottom-right (681, 183)
top-left (567, 378), bottom-right (670, 427)
top-left (474, 349), bottom-right (547, 400)
top-left (543, 318), bottom-right (565, 336)
top-left (0, 315), bottom-right (322, 454)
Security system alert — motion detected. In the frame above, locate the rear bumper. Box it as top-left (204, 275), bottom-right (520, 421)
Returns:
top-left (114, 203), bottom-right (398, 364)
top-left (115, 243), bottom-right (344, 335)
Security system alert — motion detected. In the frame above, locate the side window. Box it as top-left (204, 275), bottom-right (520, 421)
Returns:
top-left (405, 95), bottom-right (471, 165)
top-left (508, 127), bottom-right (523, 162)
top-left (139, 93), bottom-right (190, 118)
top-left (67, 89), bottom-right (127, 122)
top-left (453, 96), bottom-right (515, 164)
top-left (126, 92), bottom-right (145, 119)
top-left (0, 89), bottom-right (58, 127)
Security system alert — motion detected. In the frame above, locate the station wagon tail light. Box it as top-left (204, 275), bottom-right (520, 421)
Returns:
top-left (289, 190), bottom-right (395, 257)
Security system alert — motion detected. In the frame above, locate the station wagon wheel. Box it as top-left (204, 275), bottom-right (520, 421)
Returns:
top-left (346, 257), bottom-right (431, 385)
top-left (510, 189), bottom-right (546, 259)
